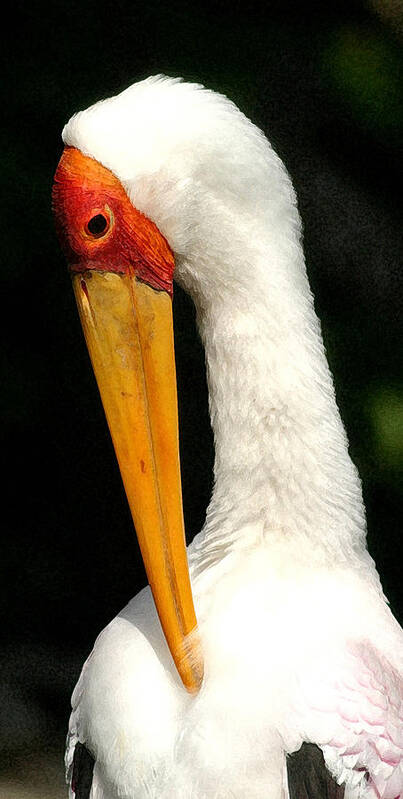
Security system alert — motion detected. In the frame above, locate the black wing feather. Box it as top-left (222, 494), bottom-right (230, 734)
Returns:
top-left (287, 743), bottom-right (345, 799)
top-left (71, 741), bottom-right (95, 799)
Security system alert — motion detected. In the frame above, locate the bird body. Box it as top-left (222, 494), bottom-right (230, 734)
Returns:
top-left (67, 548), bottom-right (402, 798)
top-left (54, 77), bottom-right (403, 799)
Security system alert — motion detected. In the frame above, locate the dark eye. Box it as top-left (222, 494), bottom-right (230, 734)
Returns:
top-left (86, 213), bottom-right (109, 237)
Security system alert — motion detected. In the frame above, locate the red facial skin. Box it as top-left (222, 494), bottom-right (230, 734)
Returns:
top-left (52, 147), bottom-right (175, 296)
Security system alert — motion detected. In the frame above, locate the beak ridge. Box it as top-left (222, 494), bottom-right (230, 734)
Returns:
top-left (72, 271), bottom-right (203, 692)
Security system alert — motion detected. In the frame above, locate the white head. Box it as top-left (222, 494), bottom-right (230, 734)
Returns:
top-left (63, 75), bottom-right (303, 304)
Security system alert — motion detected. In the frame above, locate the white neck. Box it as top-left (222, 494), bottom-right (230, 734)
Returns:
top-left (175, 209), bottom-right (367, 574)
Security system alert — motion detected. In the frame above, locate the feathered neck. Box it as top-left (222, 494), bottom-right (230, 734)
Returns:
top-left (175, 213), bottom-right (367, 576)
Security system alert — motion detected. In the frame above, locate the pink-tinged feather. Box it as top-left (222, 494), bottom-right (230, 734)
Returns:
top-left (361, 705), bottom-right (386, 727)
top-left (374, 738), bottom-right (401, 767)
top-left (338, 700), bottom-right (360, 725)
top-left (303, 640), bottom-right (403, 798)
top-left (383, 768), bottom-right (403, 799)
top-left (357, 670), bottom-right (375, 691)
top-left (386, 724), bottom-right (403, 750)
top-left (341, 741), bottom-right (368, 757)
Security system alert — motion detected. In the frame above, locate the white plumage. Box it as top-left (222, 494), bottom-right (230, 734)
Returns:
top-left (62, 77), bottom-right (403, 798)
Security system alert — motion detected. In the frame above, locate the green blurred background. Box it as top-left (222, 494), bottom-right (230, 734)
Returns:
top-left (1, 0), bottom-right (402, 795)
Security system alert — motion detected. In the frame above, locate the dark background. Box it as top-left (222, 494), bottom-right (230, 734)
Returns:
top-left (2, 0), bottom-right (402, 794)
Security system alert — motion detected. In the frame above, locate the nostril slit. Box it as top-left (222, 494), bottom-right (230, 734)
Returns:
top-left (81, 279), bottom-right (89, 301)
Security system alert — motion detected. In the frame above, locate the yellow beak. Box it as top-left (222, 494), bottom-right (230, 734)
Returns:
top-left (72, 271), bottom-right (203, 692)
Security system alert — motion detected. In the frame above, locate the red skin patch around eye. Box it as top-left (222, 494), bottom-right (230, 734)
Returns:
top-left (52, 146), bottom-right (175, 296)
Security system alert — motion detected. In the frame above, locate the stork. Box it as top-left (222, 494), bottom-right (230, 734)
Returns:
top-left (52, 76), bottom-right (403, 799)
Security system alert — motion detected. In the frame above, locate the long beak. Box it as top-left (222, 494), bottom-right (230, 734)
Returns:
top-left (72, 270), bottom-right (203, 693)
